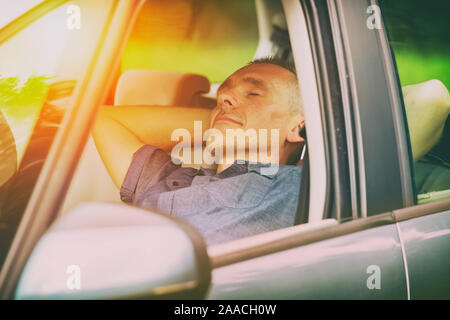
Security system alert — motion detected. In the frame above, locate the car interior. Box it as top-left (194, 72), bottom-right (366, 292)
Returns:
top-left (56, 0), bottom-right (450, 249)
top-left (56, 0), bottom-right (337, 249)
top-left (0, 0), bottom-right (448, 259)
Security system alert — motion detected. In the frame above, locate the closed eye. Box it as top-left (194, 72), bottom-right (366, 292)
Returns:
top-left (248, 92), bottom-right (260, 96)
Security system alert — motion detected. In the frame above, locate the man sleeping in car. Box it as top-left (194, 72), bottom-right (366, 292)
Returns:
top-left (93, 57), bottom-right (450, 245)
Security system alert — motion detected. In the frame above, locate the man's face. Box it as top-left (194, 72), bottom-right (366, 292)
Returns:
top-left (210, 63), bottom-right (300, 150)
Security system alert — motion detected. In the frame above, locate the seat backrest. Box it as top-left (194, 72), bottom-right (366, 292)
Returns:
top-left (114, 70), bottom-right (210, 106)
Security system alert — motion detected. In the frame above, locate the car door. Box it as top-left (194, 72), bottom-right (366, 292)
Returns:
top-left (393, 202), bottom-right (450, 299)
top-left (206, 0), bottom-right (411, 299)
top-left (207, 216), bottom-right (408, 299)
top-left (0, 0), bottom-right (144, 299)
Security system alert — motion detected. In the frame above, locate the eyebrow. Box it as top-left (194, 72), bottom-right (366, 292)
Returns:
top-left (217, 76), bottom-right (268, 94)
top-left (242, 77), bottom-right (268, 90)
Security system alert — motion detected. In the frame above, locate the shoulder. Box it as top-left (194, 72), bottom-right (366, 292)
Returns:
top-left (121, 144), bottom-right (178, 203)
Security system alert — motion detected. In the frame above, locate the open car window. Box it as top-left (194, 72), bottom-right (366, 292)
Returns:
top-left (61, 0), bottom-right (328, 248)
top-left (380, 0), bottom-right (450, 204)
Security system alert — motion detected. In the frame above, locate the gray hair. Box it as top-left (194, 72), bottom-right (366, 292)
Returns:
top-left (249, 57), bottom-right (303, 116)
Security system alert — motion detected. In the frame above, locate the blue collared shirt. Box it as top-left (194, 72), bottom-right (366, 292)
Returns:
top-left (121, 145), bottom-right (302, 245)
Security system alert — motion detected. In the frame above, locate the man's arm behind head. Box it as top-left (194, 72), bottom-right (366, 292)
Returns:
top-left (92, 105), bottom-right (211, 188)
top-left (92, 79), bottom-right (449, 189)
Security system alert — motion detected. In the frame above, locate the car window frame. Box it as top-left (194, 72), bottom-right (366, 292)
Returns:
top-left (282, 0), bottom-right (329, 224)
top-left (326, 0), bottom-right (450, 219)
top-left (300, 0), bottom-right (356, 222)
top-left (0, 0), bottom-right (70, 46)
top-left (325, 0), bottom-right (415, 218)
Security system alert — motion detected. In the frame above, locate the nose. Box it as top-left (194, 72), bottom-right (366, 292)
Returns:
top-left (218, 91), bottom-right (238, 111)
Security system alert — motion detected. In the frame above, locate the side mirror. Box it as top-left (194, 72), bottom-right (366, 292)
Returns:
top-left (15, 203), bottom-right (211, 299)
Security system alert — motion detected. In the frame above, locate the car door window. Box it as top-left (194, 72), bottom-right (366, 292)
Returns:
top-left (62, 0), bottom-right (323, 247)
top-left (0, 0), bottom-right (112, 264)
top-left (380, 0), bottom-right (450, 203)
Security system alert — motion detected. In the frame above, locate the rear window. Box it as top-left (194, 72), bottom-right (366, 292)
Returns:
top-left (380, 0), bottom-right (450, 203)
top-left (121, 0), bottom-right (259, 84)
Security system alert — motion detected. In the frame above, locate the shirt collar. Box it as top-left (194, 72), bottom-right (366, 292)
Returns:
top-left (214, 160), bottom-right (278, 179)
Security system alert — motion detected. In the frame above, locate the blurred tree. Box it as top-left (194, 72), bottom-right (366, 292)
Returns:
top-left (380, 0), bottom-right (450, 87)
top-left (0, 75), bottom-right (49, 119)
top-left (380, 0), bottom-right (450, 53)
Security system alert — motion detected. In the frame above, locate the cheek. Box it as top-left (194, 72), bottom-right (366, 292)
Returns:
top-left (263, 109), bottom-right (291, 141)
top-left (244, 101), bottom-right (274, 124)
top-left (210, 107), bottom-right (220, 126)
top-left (269, 109), bottom-right (287, 122)
top-left (243, 99), bottom-right (288, 130)
top-left (261, 107), bottom-right (288, 129)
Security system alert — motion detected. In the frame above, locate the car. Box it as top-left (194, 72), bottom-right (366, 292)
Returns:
top-left (0, 0), bottom-right (448, 300)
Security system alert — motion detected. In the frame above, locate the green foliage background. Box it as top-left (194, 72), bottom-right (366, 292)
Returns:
top-left (0, 75), bottom-right (49, 121)
top-left (380, 0), bottom-right (450, 88)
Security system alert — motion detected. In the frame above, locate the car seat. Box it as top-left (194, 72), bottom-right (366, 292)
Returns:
top-left (61, 71), bottom-right (214, 216)
top-left (114, 70), bottom-right (211, 107)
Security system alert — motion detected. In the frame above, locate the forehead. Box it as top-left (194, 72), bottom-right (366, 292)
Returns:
top-left (218, 63), bottom-right (294, 92)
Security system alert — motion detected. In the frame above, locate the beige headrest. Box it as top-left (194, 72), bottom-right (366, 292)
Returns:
top-left (114, 70), bottom-right (210, 106)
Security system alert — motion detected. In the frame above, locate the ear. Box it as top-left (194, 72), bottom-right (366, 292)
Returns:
top-left (286, 115), bottom-right (305, 143)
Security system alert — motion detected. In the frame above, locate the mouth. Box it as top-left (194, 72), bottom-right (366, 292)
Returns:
top-left (214, 114), bottom-right (243, 126)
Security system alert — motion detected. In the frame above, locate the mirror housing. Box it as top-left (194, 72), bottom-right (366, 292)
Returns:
top-left (15, 202), bottom-right (211, 299)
